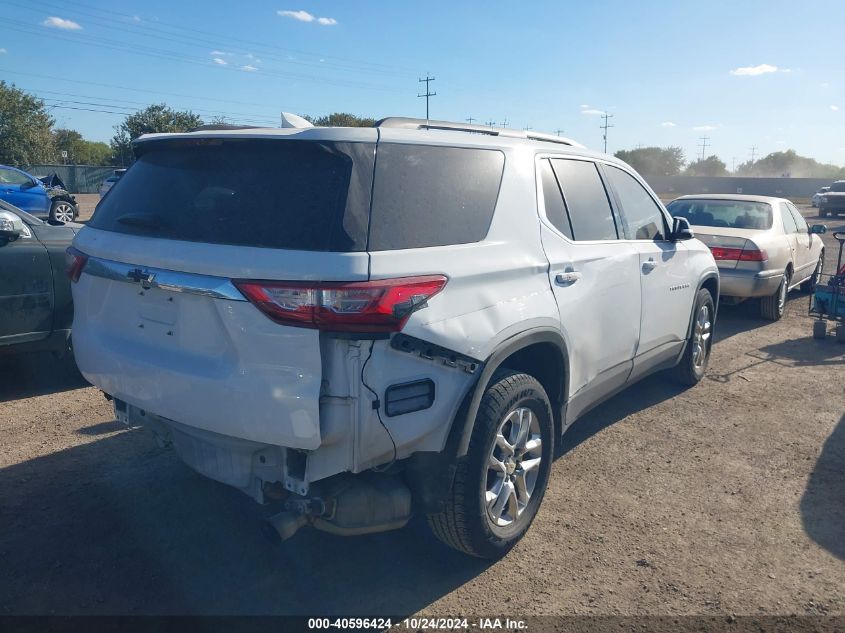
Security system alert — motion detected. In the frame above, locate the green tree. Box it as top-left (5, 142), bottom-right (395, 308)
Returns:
top-left (306, 112), bottom-right (376, 127)
top-left (684, 155), bottom-right (728, 177)
top-left (52, 128), bottom-right (112, 165)
top-left (736, 149), bottom-right (844, 178)
top-left (111, 104), bottom-right (203, 165)
top-left (0, 81), bottom-right (55, 166)
top-left (614, 146), bottom-right (686, 176)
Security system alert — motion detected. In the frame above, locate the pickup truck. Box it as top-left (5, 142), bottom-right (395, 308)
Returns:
top-left (819, 180), bottom-right (845, 218)
top-left (0, 199), bottom-right (80, 355)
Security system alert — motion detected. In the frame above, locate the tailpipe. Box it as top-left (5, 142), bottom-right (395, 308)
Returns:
top-left (262, 511), bottom-right (308, 543)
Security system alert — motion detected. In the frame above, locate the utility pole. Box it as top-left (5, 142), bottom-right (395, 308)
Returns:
top-left (698, 136), bottom-right (710, 161)
top-left (749, 146), bottom-right (758, 163)
top-left (465, 117), bottom-right (475, 124)
top-left (486, 120), bottom-right (496, 129)
top-left (731, 156), bottom-right (737, 172)
top-left (523, 125), bottom-right (532, 131)
top-left (600, 111), bottom-right (614, 153)
top-left (554, 128), bottom-right (564, 136)
top-left (417, 74), bottom-right (436, 123)
top-left (501, 117), bottom-right (509, 128)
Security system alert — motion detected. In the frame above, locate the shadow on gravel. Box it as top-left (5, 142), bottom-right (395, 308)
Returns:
top-left (801, 414), bottom-right (845, 561)
top-left (0, 428), bottom-right (492, 615)
top-left (560, 372), bottom-right (686, 457)
top-left (0, 352), bottom-right (88, 403)
top-left (712, 295), bottom-right (811, 345)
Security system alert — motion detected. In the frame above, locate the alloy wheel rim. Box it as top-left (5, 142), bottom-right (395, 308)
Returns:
top-left (54, 203), bottom-right (74, 222)
top-left (485, 406), bottom-right (542, 527)
top-left (692, 304), bottom-right (711, 370)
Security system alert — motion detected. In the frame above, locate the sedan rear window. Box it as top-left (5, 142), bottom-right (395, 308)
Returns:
top-left (89, 139), bottom-right (375, 252)
top-left (667, 199), bottom-right (773, 230)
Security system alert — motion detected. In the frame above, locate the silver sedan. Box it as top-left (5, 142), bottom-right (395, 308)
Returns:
top-left (667, 194), bottom-right (826, 321)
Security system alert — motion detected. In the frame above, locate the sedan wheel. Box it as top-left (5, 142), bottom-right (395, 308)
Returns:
top-left (50, 201), bottom-right (75, 223)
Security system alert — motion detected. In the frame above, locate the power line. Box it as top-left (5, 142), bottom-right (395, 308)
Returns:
top-left (600, 111), bottom-right (614, 153)
top-left (698, 136), bottom-right (710, 161)
top-left (417, 74), bottom-right (436, 123)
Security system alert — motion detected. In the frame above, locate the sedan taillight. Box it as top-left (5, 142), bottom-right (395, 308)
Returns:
top-left (65, 246), bottom-right (88, 282)
top-left (233, 276), bottom-right (448, 333)
top-left (709, 245), bottom-right (767, 262)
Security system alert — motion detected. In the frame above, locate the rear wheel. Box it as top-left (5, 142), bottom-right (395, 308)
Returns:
top-left (813, 320), bottom-right (827, 340)
top-left (427, 371), bottom-right (553, 559)
top-left (760, 270), bottom-right (790, 321)
top-left (800, 252), bottom-right (824, 292)
top-left (672, 288), bottom-right (714, 385)
top-left (49, 200), bottom-right (76, 223)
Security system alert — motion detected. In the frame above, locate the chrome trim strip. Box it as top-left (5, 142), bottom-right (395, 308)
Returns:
top-left (83, 256), bottom-right (247, 301)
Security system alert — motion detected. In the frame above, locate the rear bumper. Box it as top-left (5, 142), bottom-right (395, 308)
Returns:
top-left (719, 268), bottom-right (782, 298)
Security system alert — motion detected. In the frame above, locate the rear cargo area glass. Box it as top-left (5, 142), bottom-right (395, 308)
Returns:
top-left (89, 139), bottom-right (375, 251)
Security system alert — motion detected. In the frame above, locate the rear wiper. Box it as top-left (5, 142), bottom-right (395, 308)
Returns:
top-left (116, 213), bottom-right (167, 229)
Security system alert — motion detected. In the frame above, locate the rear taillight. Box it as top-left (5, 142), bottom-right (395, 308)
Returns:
top-left (233, 276), bottom-right (448, 333)
top-left (65, 247), bottom-right (88, 282)
top-left (709, 245), bottom-right (768, 262)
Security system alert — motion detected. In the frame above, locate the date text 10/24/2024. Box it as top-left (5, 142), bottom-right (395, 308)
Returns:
top-left (307, 618), bottom-right (528, 630)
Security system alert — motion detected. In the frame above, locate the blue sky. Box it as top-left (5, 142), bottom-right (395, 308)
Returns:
top-left (2, 0), bottom-right (844, 166)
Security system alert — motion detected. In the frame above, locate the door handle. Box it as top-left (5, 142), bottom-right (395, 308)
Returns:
top-left (642, 258), bottom-right (657, 272)
top-left (555, 271), bottom-right (581, 285)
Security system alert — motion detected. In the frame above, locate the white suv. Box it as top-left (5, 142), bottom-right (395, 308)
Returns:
top-left (68, 118), bottom-right (719, 558)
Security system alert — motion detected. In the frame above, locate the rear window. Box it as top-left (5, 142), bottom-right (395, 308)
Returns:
top-left (831, 182), bottom-right (845, 192)
top-left (90, 139), bottom-right (375, 252)
top-left (667, 199), bottom-right (773, 230)
top-left (368, 144), bottom-right (505, 250)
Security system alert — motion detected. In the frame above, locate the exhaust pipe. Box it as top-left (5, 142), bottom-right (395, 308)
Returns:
top-left (262, 510), bottom-right (308, 544)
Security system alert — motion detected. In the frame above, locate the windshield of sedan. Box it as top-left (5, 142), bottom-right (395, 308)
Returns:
top-left (667, 199), bottom-right (773, 230)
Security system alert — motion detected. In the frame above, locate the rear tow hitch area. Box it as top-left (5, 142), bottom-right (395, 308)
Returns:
top-left (263, 474), bottom-right (412, 543)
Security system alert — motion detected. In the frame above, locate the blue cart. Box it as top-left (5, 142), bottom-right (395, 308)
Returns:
top-left (810, 231), bottom-right (845, 341)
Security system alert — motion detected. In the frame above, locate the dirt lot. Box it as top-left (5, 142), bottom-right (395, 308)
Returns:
top-left (0, 202), bottom-right (843, 617)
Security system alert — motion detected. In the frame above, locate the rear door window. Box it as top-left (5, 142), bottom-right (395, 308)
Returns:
top-left (538, 159), bottom-right (573, 239)
top-left (604, 165), bottom-right (668, 240)
top-left (89, 139), bottom-right (375, 252)
top-left (787, 203), bottom-right (808, 233)
top-left (368, 144), bottom-right (505, 250)
top-left (780, 203), bottom-right (798, 233)
top-left (550, 159), bottom-right (618, 241)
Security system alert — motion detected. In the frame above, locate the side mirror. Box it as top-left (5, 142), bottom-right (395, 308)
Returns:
top-left (810, 224), bottom-right (827, 235)
top-left (672, 216), bottom-right (695, 241)
top-left (0, 211), bottom-right (25, 240)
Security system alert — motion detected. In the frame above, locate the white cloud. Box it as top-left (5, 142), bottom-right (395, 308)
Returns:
top-left (693, 124), bottom-right (718, 131)
top-left (43, 16), bottom-right (82, 30)
top-left (278, 9), bottom-right (314, 21)
top-left (132, 15), bottom-right (141, 22)
top-left (820, 82), bottom-right (830, 88)
top-left (831, 105), bottom-right (840, 111)
top-left (580, 108), bottom-right (605, 116)
top-left (0, 48), bottom-right (6, 54)
top-left (277, 10), bottom-right (337, 25)
top-left (211, 50), bottom-right (231, 56)
top-left (213, 57), bottom-right (227, 65)
top-left (580, 104), bottom-right (590, 108)
top-left (729, 63), bottom-right (780, 76)
top-left (660, 121), bottom-right (676, 127)
top-left (241, 64), bottom-right (258, 72)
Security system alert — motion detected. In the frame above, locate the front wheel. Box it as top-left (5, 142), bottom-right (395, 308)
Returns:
top-left (427, 371), bottom-right (554, 559)
top-left (49, 200), bottom-right (76, 223)
top-left (672, 288), bottom-right (715, 385)
top-left (760, 270), bottom-right (790, 321)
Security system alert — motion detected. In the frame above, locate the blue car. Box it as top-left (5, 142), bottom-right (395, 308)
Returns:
top-left (0, 164), bottom-right (78, 222)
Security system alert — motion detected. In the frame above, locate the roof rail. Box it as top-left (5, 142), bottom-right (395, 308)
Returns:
top-left (189, 124), bottom-right (264, 132)
top-left (376, 117), bottom-right (585, 149)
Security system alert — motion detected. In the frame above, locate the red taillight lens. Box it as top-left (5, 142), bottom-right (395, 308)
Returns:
top-left (234, 276), bottom-right (448, 333)
top-left (709, 245), bottom-right (768, 262)
top-left (65, 247), bottom-right (88, 282)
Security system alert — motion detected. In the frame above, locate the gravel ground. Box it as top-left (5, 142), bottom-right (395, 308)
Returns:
top-left (0, 202), bottom-right (843, 617)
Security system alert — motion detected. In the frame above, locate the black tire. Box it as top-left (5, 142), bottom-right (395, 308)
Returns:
top-left (837, 325), bottom-right (845, 345)
top-left (760, 270), bottom-right (790, 321)
top-left (672, 288), bottom-right (715, 386)
top-left (813, 320), bottom-right (827, 340)
top-left (427, 371), bottom-right (554, 559)
top-left (49, 199), bottom-right (76, 223)
top-left (800, 252), bottom-right (824, 293)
